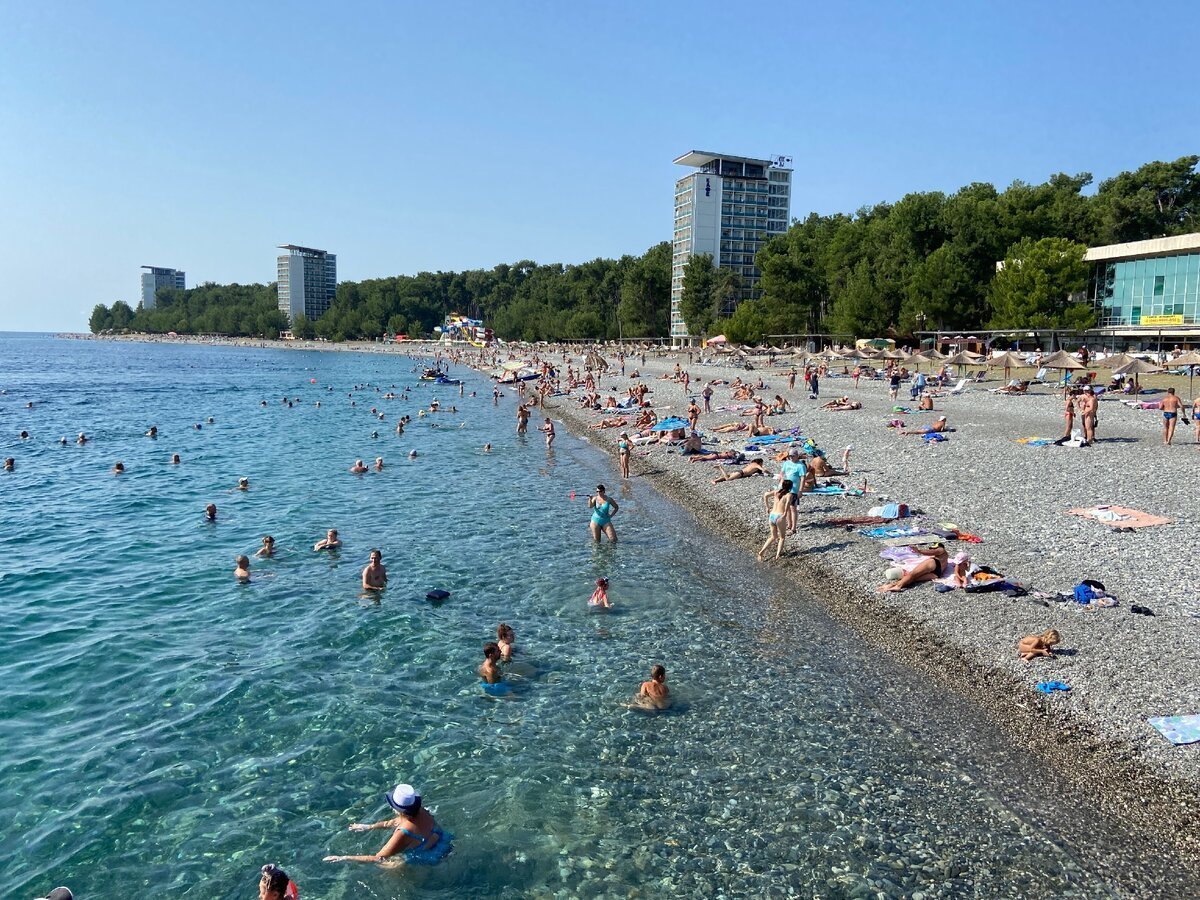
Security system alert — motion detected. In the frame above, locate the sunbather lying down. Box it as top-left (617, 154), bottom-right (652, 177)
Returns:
top-left (590, 417), bottom-right (629, 429)
top-left (821, 397), bottom-right (862, 410)
top-left (993, 380), bottom-right (1029, 394)
top-left (712, 460), bottom-right (767, 483)
top-left (901, 416), bottom-right (948, 435)
top-left (877, 545), bottom-right (968, 592)
top-left (689, 449), bottom-right (742, 463)
top-left (711, 421), bottom-right (749, 433)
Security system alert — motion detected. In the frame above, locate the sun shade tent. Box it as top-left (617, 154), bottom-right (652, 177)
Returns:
top-left (945, 350), bottom-right (986, 367)
top-left (1113, 357), bottom-right (1164, 392)
top-left (1170, 349), bottom-right (1200, 396)
top-left (1100, 352), bottom-right (1141, 370)
top-left (705, 334), bottom-right (728, 345)
top-left (985, 351), bottom-right (1028, 382)
top-left (1039, 350), bottom-right (1085, 370)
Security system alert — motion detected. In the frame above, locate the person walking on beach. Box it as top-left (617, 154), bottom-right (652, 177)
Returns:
top-left (809, 370), bottom-right (819, 399)
top-left (701, 382), bottom-right (713, 413)
top-left (888, 370), bottom-right (901, 400)
top-left (588, 484), bottom-right (619, 543)
top-left (362, 549), bottom-right (387, 592)
top-left (1160, 387), bottom-right (1187, 445)
top-left (758, 480), bottom-right (796, 561)
top-left (687, 399), bottom-right (700, 432)
top-left (752, 397), bottom-right (766, 431)
top-left (788, 368), bottom-right (797, 390)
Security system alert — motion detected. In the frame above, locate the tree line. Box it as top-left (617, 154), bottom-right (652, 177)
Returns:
top-left (88, 155), bottom-right (1197, 342)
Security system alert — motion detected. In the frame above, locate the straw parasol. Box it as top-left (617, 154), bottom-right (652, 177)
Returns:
top-left (1040, 350), bottom-right (1084, 371)
top-left (1099, 352), bottom-right (1140, 370)
top-left (1113, 357), bottom-right (1163, 393)
top-left (945, 350), bottom-right (986, 368)
top-left (985, 350), bottom-right (1027, 382)
top-left (1170, 349), bottom-right (1200, 397)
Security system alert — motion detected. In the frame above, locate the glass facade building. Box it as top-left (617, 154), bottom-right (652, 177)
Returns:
top-left (670, 151), bottom-right (792, 342)
top-left (1087, 234), bottom-right (1200, 328)
top-left (277, 245), bottom-right (337, 322)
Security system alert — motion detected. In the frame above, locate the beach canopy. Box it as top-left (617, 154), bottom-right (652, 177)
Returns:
top-left (920, 348), bottom-right (948, 361)
top-left (1112, 358), bottom-right (1163, 376)
top-left (945, 350), bottom-right (986, 366)
top-left (985, 351), bottom-right (1027, 370)
top-left (1171, 350), bottom-right (1200, 396)
top-left (1040, 350), bottom-right (1084, 370)
top-left (650, 416), bottom-right (690, 432)
top-left (705, 335), bottom-right (727, 345)
top-left (1099, 352), bottom-right (1140, 370)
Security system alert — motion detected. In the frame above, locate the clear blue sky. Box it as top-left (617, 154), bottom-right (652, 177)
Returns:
top-left (1, 0), bottom-right (1197, 331)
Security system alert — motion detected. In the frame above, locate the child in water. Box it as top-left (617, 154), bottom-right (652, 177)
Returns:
top-left (496, 624), bottom-right (515, 662)
top-left (1018, 629), bottom-right (1061, 662)
top-left (589, 577), bottom-right (611, 608)
top-left (637, 665), bottom-right (671, 710)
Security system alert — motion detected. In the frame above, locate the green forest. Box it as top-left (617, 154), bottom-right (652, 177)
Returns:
top-left (88, 155), bottom-right (1198, 342)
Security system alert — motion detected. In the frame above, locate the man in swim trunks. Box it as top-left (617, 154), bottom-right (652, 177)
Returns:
top-left (350, 459), bottom-right (368, 474)
top-left (1160, 387), bottom-right (1186, 445)
top-left (516, 404), bottom-right (529, 433)
top-left (362, 549), bottom-right (387, 591)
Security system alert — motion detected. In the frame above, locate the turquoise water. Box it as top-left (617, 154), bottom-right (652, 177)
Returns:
top-left (0, 335), bottom-right (1189, 898)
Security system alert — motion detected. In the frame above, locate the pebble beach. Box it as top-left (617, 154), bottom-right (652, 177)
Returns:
top-left (525, 347), bottom-right (1200, 864)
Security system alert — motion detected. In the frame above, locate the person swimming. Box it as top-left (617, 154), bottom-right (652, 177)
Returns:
top-left (112, 461), bottom-right (125, 475)
top-left (480, 641), bottom-right (504, 684)
top-left (171, 453), bottom-right (181, 464)
top-left (234, 555), bottom-right (251, 582)
top-left (325, 783), bottom-right (452, 866)
top-left (374, 457), bottom-right (384, 471)
top-left (362, 549), bottom-right (387, 591)
top-left (3, 457), bottom-right (13, 471)
top-left (314, 528), bottom-right (341, 551)
top-left (589, 577), bottom-right (611, 608)
top-left (636, 664), bottom-right (671, 710)
top-left (237, 477), bottom-right (250, 491)
top-left (145, 425), bottom-right (158, 438)
top-left (497, 624), bottom-right (516, 661)
top-left (258, 864), bottom-right (299, 900)
top-left (255, 535), bottom-right (275, 558)
top-left (350, 459), bottom-right (368, 474)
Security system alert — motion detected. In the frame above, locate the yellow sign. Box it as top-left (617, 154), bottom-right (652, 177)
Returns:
top-left (1141, 314), bottom-right (1185, 326)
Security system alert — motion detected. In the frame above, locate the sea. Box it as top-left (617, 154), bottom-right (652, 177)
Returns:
top-left (0, 333), bottom-right (1190, 898)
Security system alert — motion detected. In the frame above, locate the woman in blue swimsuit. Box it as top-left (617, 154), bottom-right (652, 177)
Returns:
top-left (325, 783), bottom-right (453, 866)
top-left (588, 484), bottom-right (619, 543)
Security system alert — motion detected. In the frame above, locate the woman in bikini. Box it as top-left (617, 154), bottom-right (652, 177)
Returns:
top-left (877, 544), bottom-right (966, 592)
top-left (617, 432), bottom-right (632, 478)
top-left (758, 480), bottom-right (796, 561)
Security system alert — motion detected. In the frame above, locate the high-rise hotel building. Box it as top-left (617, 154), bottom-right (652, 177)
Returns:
top-left (670, 151), bottom-right (792, 343)
top-left (277, 245), bottom-right (337, 321)
top-left (140, 266), bottom-right (186, 310)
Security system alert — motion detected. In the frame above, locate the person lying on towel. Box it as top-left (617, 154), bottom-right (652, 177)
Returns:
top-left (901, 416), bottom-right (949, 435)
top-left (877, 544), bottom-right (969, 593)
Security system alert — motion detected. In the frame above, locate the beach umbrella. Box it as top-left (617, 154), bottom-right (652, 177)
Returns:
top-left (945, 350), bottom-right (985, 367)
top-left (986, 351), bottom-right (1027, 382)
top-left (1099, 352), bottom-right (1139, 371)
top-left (705, 334), bottom-right (728, 346)
top-left (1040, 350), bottom-right (1084, 370)
top-left (1171, 350), bottom-right (1200, 396)
top-left (1113, 357), bottom-right (1163, 393)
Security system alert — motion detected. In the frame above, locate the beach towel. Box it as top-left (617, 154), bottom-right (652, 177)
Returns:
top-left (1147, 715), bottom-right (1200, 745)
top-left (809, 484), bottom-right (864, 496)
top-left (742, 431), bottom-right (805, 447)
top-left (861, 524), bottom-right (924, 539)
top-left (1068, 505), bottom-right (1171, 530)
top-left (922, 432), bottom-right (948, 442)
top-left (1016, 437), bottom-right (1056, 446)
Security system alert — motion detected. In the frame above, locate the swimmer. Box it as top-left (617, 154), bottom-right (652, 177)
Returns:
top-left (58, 436), bottom-right (67, 445)
top-left (483, 443), bottom-right (492, 453)
top-left (362, 549), bottom-right (387, 591)
top-left (145, 425), bottom-right (158, 438)
top-left (1018, 629), bottom-right (1061, 663)
top-left (255, 536), bottom-right (275, 558)
top-left (112, 461), bottom-right (125, 475)
top-left (350, 459), bottom-right (368, 474)
top-left (207, 417), bottom-right (214, 424)
top-left (314, 529), bottom-right (341, 551)
top-left (20, 430), bottom-right (29, 439)
top-left (258, 864), bottom-right (299, 900)
top-left (374, 457), bottom-right (384, 471)
top-left (636, 665), bottom-right (671, 710)
top-left (589, 577), bottom-right (611, 608)
top-left (234, 554), bottom-right (251, 582)
top-left (3, 457), bottom-right (13, 471)
top-left (325, 783), bottom-right (451, 866)
top-left (480, 641), bottom-right (504, 684)
top-left (370, 431), bottom-right (379, 439)
top-left (194, 423), bottom-right (202, 430)
top-left (408, 450), bottom-right (417, 459)
top-left (497, 623), bottom-right (515, 661)
top-left (171, 453), bottom-right (181, 464)
top-left (237, 477), bottom-right (250, 491)
top-left (205, 503), bottom-right (217, 521)
top-left (77, 432), bottom-right (87, 445)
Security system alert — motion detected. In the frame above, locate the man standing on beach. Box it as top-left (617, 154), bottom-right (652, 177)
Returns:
top-left (1160, 387), bottom-right (1187, 445)
top-left (1077, 387), bottom-right (1098, 446)
top-left (701, 382), bottom-right (713, 413)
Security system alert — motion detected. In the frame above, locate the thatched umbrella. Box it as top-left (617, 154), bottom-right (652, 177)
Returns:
top-left (945, 350), bottom-right (985, 366)
top-left (1171, 350), bottom-right (1200, 397)
top-left (1040, 350), bottom-right (1084, 371)
top-left (1113, 357), bottom-right (1163, 393)
top-left (985, 350), bottom-right (1027, 383)
top-left (1100, 352), bottom-right (1140, 370)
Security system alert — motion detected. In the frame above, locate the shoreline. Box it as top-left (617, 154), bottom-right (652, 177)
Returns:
top-left (84, 332), bottom-right (1200, 868)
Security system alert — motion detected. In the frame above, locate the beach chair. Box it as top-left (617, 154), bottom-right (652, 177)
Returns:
top-left (971, 370), bottom-right (986, 382)
top-left (948, 378), bottom-right (968, 395)
top-left (1031, 367), bottom-right (1049, 385)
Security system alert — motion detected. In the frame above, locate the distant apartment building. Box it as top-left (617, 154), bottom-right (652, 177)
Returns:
top-left (140, 266), bottom-right (186, 310)
top-left (670, 151), bottom-right (792, 343)
top-left (277, 245), bottom-right (337, 321)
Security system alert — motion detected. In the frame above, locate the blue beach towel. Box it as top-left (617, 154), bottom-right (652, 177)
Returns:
top-left (860, 525), bottom-right (925, 539)
top-left (1148, 715), bottom-right (1200, 745)
top-left (743, 431), bottom-right (806, 447)
top-left (809, 485), bottom-right (864, 496)
top-left (650, 416), bottom-right (689, 432)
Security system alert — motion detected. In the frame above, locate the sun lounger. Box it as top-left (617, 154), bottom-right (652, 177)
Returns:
top-left (1030, 367), bottom-right (1049, 385)
top-left (947, 378), bottom-right (968, 395)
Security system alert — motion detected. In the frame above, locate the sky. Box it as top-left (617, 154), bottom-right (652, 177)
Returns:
top-left (1, 1), bottom-right (1197, 331)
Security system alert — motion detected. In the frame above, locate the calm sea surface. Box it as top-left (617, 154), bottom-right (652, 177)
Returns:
top-left (0, 335), bottom-right (1189, 898)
